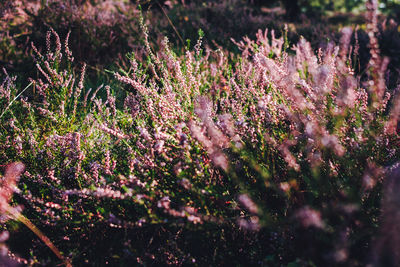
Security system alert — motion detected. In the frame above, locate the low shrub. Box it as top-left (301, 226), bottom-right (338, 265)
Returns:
top-left (0, 1), bottom-right (399, 266)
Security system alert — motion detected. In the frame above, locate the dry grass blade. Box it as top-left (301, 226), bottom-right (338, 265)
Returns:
top-left (1, 163), bottom-right (72, 267)
top-left (11, 213), bottom-right (72, 267)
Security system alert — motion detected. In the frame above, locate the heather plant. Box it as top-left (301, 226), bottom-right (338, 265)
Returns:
top-left (0, 1), bottom-right (400, 266)
top-left (109, 4), bottom-right (400, 262)
top-left (0, 27), bottom-right (244, 265)
top-left (0, 0), bottom-right (15, 18)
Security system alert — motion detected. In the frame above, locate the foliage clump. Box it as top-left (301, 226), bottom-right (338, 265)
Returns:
top-left (0, 0), bottom-right (400, 266)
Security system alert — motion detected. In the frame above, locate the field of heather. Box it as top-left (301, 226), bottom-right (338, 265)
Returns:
top-left (1, 0), bottom-right (400, 266)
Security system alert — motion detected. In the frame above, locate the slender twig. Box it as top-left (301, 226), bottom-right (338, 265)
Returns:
top-left (157, 2), bottom-right (184, 46)
top-left (0, 81), bottom-right (33, 120)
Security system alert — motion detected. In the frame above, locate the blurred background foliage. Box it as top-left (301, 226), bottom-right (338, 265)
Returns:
top-left (2, 0), bottom-right (400, 77)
